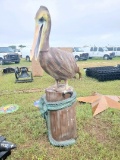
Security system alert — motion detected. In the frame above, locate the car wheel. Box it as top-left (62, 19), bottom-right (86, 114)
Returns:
top-left (109, 57), bottom-right (113, 60)
top-left (103, 55), bottom-right (109, 60)
top-left (0, 59), bottom-right (4, 65)
top-left (26, 56), bottom-right (30, 62)
top-left (15, 61), bottom-right (20, 64)
top-left (75, 56), bottom-right (79, 61)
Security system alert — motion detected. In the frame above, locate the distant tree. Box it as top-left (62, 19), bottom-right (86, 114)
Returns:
top-left (18, 45), bottom-right (26, 49)
top-left (9, 45), bottom-right (16, 50)
top-left (83, 45), bottom-right (89, 48)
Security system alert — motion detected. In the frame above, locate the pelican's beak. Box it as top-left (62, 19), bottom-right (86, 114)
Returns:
top-left (30, 22), bottom-right (43, 61)
top-left (34, 23), bottom-right (43, 60)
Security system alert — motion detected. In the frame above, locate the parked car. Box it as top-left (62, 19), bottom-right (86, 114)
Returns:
top-left (84, 47), bottom-right (115, 60)
top-left (72, 47), bottom-right (89, 61)
top-left (106, 46), bottom-right (120, 57)
top-left (0, 53), bottom-right (20, 65)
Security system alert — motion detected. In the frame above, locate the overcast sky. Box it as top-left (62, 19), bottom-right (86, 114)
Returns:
top-left (0, 0), bottom-right (120, 48)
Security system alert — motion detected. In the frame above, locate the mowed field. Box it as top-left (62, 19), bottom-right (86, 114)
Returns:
top-left (0, 57), bottom-right (120, 160)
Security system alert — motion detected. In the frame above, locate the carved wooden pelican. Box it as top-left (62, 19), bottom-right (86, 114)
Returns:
top-left (31, 6), bottom-right (79, 89)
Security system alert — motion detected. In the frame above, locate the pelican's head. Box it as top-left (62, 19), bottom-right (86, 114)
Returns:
top-left (31, 6), bottom-right (51, 60)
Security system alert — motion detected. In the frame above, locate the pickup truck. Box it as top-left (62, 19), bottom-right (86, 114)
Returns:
top-left (0, 53), bottom-right (20, 65)
top-left (72, 47), bottom-right (89, 61)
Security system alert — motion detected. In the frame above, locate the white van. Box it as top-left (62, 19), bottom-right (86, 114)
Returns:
top-left (84, 47), bottom-right (115, 60)
top-left (106, 47), bottom-right (120, 57)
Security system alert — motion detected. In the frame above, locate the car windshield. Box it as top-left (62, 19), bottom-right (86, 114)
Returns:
top-left (0, 47), bottom-right (14, 53)
top-left (74, 47), bottom-right (84, 52)
top-left (8, 47), bottom-right (14, 52)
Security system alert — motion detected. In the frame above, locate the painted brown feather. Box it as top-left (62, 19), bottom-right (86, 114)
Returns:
top-left (40, 47), bottom-right (78, 80)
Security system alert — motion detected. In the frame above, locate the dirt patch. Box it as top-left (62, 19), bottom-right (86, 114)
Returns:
top-left (84, 117), bottom-right (112, 143)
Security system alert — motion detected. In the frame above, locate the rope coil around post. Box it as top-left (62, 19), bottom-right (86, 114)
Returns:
top-left (38, 91), bottom-right (77, 146)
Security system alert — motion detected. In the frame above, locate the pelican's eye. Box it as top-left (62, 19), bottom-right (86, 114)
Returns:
top-left (39, 17), bottom-right (45, 23)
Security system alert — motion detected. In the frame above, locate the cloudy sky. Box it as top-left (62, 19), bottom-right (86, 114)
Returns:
top-left (0, 0), bottom-right (120, 48)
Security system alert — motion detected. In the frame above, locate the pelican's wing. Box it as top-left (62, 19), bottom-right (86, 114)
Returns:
top-left (47, 47), bottom-right (77, 79)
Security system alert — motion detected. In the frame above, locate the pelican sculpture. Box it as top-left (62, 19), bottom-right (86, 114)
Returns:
top-left (31, 6), bottom-right (79, 90)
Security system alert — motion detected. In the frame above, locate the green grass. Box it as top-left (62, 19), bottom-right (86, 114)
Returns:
top-left (0, 58), bottom-right (120, 160)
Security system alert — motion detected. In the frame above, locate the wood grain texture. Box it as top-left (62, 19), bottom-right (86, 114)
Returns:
top-left (33, 6), bottom-right (79, 82)
top-left (46, 87), bottom-right (77, 141)
top-left (40, 47), bottom-right (78, 81)
top-left (32, 56), bottom-right (43, 77)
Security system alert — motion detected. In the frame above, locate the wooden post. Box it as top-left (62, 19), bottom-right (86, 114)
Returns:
top-left (45, 86), bottom-right (77, 143)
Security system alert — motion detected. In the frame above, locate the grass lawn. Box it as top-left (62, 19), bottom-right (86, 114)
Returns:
top-left (0, 57), bottom-right (120, 160)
